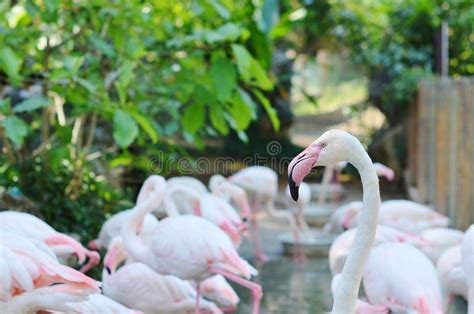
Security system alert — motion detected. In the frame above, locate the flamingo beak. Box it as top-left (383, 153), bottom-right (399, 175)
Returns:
top-left (288, 146), bottom-right (322, 201)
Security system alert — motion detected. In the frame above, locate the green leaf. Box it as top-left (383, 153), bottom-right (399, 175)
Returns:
top-left (209, 104), bottom-right (229, 135)
top-left (206, 0), bottom-right (230, 19)
top-left (0, 46), bottom-right (22, 85)
top-left (113, 109), bottom-right (139, 148)
top-left (13, 97), bottom-right (50, 113)
top-left (90, 34), bottom-right (116, 58)
top-left (129, 110), bottom-right (159, 143)
top-left (253, 89), bottom-right (280, 132)
top-left (232, 44), bottom-right (273, 90)
top-left (210, 53), bottom-right (236, 101)
top-left (226, 89), bottom-right (254, 131)
top-left (118, 61), bottom-right (136, 88)
top-left (2, 116), bottom-right (28, 146)
top-left (0, 98), bottom-right (11, 114)
top-left (205, 23), bottom-right (242, 43)
top-left (181, 103), bottom-right (205, 134)
top-left (232, 44), bottom-right (252, 80)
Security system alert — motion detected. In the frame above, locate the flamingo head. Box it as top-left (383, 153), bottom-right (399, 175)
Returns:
top-left (289, 130), bottom-right (360, 201)
top-left (103, 237), bottom-right (127, 273)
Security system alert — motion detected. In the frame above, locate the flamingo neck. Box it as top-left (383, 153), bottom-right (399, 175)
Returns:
top-left (332, 148), bottom-right (380, 314)
top-left (122, 197), bottom-right (160, 264)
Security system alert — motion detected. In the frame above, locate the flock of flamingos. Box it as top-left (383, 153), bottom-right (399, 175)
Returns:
top-left (0, 129), bottom-right (473, 313)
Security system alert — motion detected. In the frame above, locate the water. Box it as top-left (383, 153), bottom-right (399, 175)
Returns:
top-left (233, 257), bottom-right (332, 314)
top-left (232, 217), bottom-right (333, 313)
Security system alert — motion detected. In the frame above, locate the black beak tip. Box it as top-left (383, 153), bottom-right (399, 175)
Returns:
top-left (288, 175), bottom-right (299, 201)
top-left (105, 266), bottom-right (111, 274)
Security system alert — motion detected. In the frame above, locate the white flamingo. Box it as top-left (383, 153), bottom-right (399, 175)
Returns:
top-left (88, 175), bottom-right (164, 250)
top-left (437, 245), bottom-right (467, 311)
top-left (419, 227), bottom-right (464, 263)
top-left (329, 225), bottom-right (426, 275)
top-left (0, 232), bottom-right (99, 302)
top-left (120, 176), bottom-right (262, 314)
top-left (0, 211), bottom-right (100, 273)
top-left (363, 243), bottom-right (443, 312)
top-left (288, 129), bottom-right (381, 312)
top-left (103, 236), bottom-right (239, 311)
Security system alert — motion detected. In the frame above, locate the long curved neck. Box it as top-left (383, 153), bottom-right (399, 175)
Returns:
top-left (122, 191), bottom-right (163, 263)
top-left (332, 148), bottom-right (380, 314)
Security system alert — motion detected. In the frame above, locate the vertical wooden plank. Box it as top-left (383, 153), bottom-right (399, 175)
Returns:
top-left (416, 81), bottom-right (429, 202)
top-left (465, 78), bottom-right (474, 227)
top-left (456, 78), bottom-right (471, 229)
top-left (435, 79), bottom-right (449, 214)
top-left (447, 79), bottom-right (458, 223)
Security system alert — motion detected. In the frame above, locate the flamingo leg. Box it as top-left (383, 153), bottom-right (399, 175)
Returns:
top-left (195, 283), bottom-right (201, 314)
top-left (209, 267), bottom-right (262, 314)
top-left (251, 194), bottom-right (268, 262)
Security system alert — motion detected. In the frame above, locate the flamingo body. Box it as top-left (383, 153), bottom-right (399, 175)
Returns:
top-left (363, 243), bottom-right (443, 313)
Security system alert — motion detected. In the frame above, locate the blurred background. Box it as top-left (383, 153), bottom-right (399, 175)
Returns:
top-left (0, 1), bottom-right (473, 311)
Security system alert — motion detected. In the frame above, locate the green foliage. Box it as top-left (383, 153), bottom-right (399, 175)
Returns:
top-left (0, 0), bottom-right (278, 239)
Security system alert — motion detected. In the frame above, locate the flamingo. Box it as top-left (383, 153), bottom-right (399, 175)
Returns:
top-left (363, 243), bottom-right (443, 313)
top-left (330, 274), bottom-right (388, 314)
top-left (209, 174), bottom-right (251, 219)
top-left (0, 231), bottom-right (100, 301)
top-left (288, 129), bottom-right (382, 312)
top-left (419, 227), bottom-right (464, 263)
top-left (64, 293), bottom-right (142, 313)
top-left (88, 210), bottom-right (159, 251)
top-left (0, 284), bottom-right (92, 313)
top-left (230, 165), bottom-right (298, 262)
top-left (323, 201), bottom-right (362, 234)
top-left (0, 211), bottom-right (100, 273)
top-left (103, 236), bottom-right (239, 311)
top-left (462, 225), bottom-right (474, 314)
top-left (437, 245), bottom-right (467, 312)
top-left (164, 184), bottom-right (246, 247)
top-left (120, 176), bottom-right (262, 314)
top-left (329, 225), bottom-right (426, 275)
top-left (167, 176), bottom-right (208, 194)
top-left (335, 200), bottom-right (450, 233)
top-left (89, 175), bottom-right (164, 250)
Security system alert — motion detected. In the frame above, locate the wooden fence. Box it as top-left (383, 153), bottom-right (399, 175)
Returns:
top-left (406, 78), bottom-right (474, 230)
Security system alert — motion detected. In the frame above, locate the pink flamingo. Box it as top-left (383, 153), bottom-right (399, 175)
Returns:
top-left (230, 166), bottom-right (299, 262)
top-left (329, 225), bottom-right (426, 275)
top-left (0, 231), bottom-right (100, 301)
top-left (0, 211), bottom-right (100, 273)
top-left (0, 284), bottom-right (93, 313)
top-left (437, 245), bottom-right (467, 312)
top-left (288, 129), bottom-right (382, 312)
top-left (337, 200), bottom-right (450, 233)
top-left (103, 237), bottom-right (222, 313)
top-left (64, 293), bottom-right (142, 313)
top-left (89, 175), bottom-right (164, 250)
top-left (88, 209), bottom-right (159, 251)
top-left (209, 174), bottom-right (251, 219)
top-left (164, 185), bottom-right (246, 248)
top-left (462, 225), bottom-right (474, 314)
top-left (419, 227), bottom-right (464, 263)
top-left (363, 243), bottom-right (443, 313)
top-left (120, 176), bottom-right (262, 314)
top-left (331, 274), bottom-right (388, 314)
top-left (167, 176), bottom-right (208, 194)
top-left (323, 201), bottom-right (363, 234)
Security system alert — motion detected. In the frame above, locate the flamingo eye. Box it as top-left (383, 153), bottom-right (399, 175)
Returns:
top-left (320, 142), bottom-right (327, 148)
